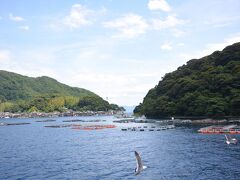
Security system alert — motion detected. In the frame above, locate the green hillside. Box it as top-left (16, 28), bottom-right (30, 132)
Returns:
top-left (0, 70), bottom-right (121, 112)
top-left (0, 70), bottom-right (94, 101)
top-left (134, 42), bottom-right (240, 118)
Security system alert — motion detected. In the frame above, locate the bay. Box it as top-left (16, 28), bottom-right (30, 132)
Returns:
top-left (0, 116), bottom-right (240, 180)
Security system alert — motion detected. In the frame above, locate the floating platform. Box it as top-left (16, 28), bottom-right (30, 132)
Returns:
top-left (35, 119), bottom-right (56, 122)
top-left (120, 125), bottom-right (175, 132)
top-left (72, 124), bottom-right (116, 130)
top-left (63, 119), bottom-right (105, 123)
top-left (63, 119), bottom-right (85, 122)
top-left (0, 122), bottom-right (30, 126)
top-left (44, 124), bottom-right (73, 128)
top-left (198, 125), bottom-right (240, 134)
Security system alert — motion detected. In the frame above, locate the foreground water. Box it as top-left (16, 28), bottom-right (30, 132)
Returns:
top-left (0, 116), bottom-right (240, 180)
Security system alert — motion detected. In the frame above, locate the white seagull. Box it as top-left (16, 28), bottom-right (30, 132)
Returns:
top-left (225, 134), bottom-right (238, 145)
top-left (134, 151), bottom-right (147, 175)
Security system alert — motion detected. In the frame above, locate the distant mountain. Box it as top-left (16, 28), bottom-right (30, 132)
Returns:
top-left (0, 70), bottom-right (121, 112)
top-left (134, 42), bottom-right (240, 118)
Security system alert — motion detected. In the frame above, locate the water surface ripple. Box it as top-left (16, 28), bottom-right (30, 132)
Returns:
top-left (0, 116), bottom-right (240, 179)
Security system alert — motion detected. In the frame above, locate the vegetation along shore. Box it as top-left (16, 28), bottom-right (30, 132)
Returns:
top-left (0, 70), bottom-right (124, 114)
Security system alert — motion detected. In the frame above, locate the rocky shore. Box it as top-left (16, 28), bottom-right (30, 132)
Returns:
top-left (0, 110), bottom-right (120, 119)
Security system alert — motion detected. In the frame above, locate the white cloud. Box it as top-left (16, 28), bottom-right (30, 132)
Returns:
top-left (202, 34), bottom-right (240, 55)
top-left (103, 13), bottom-right (188, 38)
top-left (9, 13), bottom-right (25, 22)
top-left (177, 43), bottom-right (185, 47)
top-left (63, 71), bottom-right (161, 105)
top-left (148, 0), bottom-right (171, 12)
top-left (0, 40), bottom-right (184, 106)
top-left (151, 15), bottom-right (187, 30)
top-left (172, 28), bottom-right (186, 37)
top-left (103, 14), bottom-right (149, 38)
top-left (161, 42), bottom-right (172, 50)
top-left (204, 15), bottom-right (240, 28)
top-left (179, 33), bottom-right (240, 60)
top-left (0, 48), bottom-right (58, 79)
top-left (19, 25), bottom-right (30, 31)
top-left (0, 50), bottom-right (11, 63)
top-left (179, 53), bottom-right (196, 61)
top-left (63, 4), bottom-right (93, 28)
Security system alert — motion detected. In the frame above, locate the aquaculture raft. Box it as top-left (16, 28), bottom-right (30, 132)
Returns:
top-left (198, 125), bottom-right (240, 134)
top-left (72, 124), bottom-right (116, 130)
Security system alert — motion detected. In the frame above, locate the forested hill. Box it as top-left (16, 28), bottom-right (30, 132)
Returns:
top-left (0, 70), bottom-right (122, 112)
top-left (134, 42), bottom-right (240, 118)
top-left (0, 70), bottom-right (95, 101)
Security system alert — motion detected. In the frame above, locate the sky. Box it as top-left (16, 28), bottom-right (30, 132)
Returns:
top-left (0, 0), bottom-right (240, 106)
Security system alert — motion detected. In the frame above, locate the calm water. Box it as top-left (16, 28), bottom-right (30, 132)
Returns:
top-left (0, 116), bottom-right (240, 180)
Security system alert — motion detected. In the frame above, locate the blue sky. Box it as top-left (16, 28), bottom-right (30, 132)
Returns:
top-left (0, 0), bottom-right (240, 106)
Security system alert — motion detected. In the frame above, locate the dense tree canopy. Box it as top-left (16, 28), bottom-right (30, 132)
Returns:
top-left (0, 71), bottom-right (123, 112)
top-left (134, 42), bottom-right (240, 118)
top-left (0, 71), bottom-right (95, 101)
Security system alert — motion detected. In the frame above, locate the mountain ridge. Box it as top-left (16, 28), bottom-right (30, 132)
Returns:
top-left (0, 70), bottom-right (96, 101)
top-left (0, 70), bottom-right (122, 112)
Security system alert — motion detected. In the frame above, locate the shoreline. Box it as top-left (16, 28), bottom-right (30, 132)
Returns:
top-left (0, 110), bottom-right (119, 119)
top-left (1, 112), bottom-right (240, 125)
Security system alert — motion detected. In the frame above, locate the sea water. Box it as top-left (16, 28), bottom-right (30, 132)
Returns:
top-left (0, 116), bottom-right (240, 180)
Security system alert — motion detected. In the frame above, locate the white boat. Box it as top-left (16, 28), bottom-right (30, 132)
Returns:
top-left (225, 134), bottom-right (238, 145)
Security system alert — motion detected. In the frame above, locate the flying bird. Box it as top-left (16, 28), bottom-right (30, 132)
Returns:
top-left (225, 134), bottom-right (238, 145)
top-left (134, 151), bottom-right (147, 175)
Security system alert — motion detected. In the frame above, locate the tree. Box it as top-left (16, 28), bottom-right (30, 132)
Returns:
top-left (134, 42), bottom-right (240, 118)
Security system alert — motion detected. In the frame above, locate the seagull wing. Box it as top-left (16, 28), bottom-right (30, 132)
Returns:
top-left (225, 134), bottom-right (230, 141)
top-left (135, 151), bottom-right (143, 170)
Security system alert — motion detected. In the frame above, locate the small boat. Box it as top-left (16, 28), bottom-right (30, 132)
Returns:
top-left (225, 134), bottom-right (238, 145)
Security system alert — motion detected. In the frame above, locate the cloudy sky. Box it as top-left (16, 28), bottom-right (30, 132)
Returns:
top-left (0, 0), bottom-right (240, 106)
